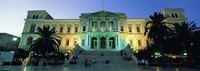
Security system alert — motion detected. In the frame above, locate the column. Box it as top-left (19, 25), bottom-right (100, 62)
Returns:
top-left (118, 35), bottom-right (121, 50)
top-left (56, 24), bottom-right (59, 33)
top-left (97, 35), bottom-right (100, 49)
top-left (72, 24), bottom-right (75, 33)
top-left (88, 35), bottom-right (91, 49)
top-left (97, 20), bottom-right (100, 32)
top-left (87, 35), bottom-right (89, 49)
top-left (87, 19), bottom-right (90, 32)
top-left (115, 19), bottom-right (119, 32)
top-left (89, 19), bottom-right (92, 32)
top-left (106, 35), bottom-right (109, 49)
top-left (115, 35), bottom-right (117, 49)
top-left (63, 24), bottom-right (67, 33)
top-left (106, 19), bottom-right (109, 32)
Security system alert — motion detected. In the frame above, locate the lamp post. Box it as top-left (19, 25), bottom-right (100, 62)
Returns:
top-left (12, 37), bottom-right (18, 41)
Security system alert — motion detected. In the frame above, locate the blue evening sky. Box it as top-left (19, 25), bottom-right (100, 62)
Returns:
top-left (0, 0), bottom-right (200, 36)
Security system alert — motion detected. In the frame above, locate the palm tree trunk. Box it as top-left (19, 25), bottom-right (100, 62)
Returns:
top-left (159, 43), bottom-right (166, 66)
top-left (186, 43), bottom-right (196, 67)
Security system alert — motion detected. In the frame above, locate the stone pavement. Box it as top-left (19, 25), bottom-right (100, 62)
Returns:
top-left (0, 66), bottom-right (200, 71)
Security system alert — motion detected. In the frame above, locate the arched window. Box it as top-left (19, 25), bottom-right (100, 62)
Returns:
top-left (26, 37), bottom-right (33, 45)
top-left (32, 15), bottom-right (36, 19)
top-left (109, 21), bottom-right (114, 31)
top-left (100, 21), bottom-right (106, 32)
top-left (175, 13), bottom-right (178, 18)
top-left (92, 21), bottom-right (97, 31)
top-left (171, 13), bottom-right (175, 18)
top-left (29, 24), bottom-right (36, 33)
top-left (35, 15), bottom-right (38, 19)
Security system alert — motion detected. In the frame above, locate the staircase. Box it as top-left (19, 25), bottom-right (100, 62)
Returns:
top-left (67, 50), bottom-right (138, 68)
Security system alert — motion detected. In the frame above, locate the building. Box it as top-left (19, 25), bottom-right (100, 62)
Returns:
top-left (0, 33), bottom-right (20, 51)
top-left (18, 8), bottom-right (186, 52)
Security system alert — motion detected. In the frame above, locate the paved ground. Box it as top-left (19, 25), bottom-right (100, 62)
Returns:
top-left (0, 65), bottom-right (200, 71)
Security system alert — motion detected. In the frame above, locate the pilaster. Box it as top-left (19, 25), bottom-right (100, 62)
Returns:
top-left (106, 35), bottom-right (109, 49)
top-left (106, 19), bottom-right (109, 32)
top-left (97, 35), bottom-right (100, 49)
top-left (115, 35), bottom-right (117, 49)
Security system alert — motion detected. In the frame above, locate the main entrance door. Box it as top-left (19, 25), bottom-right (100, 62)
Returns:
top-left (100, 37), bottom-right (106, 49)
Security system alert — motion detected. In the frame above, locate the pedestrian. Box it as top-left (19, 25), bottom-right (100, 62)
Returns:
top-left (105, 59), bottom-right (110, 64)
top-left (141, 59), bottom-right (146, 69)
top-left (120, 50), bottom-right (123, 56)
top-left (91, 58), bottom-right (96, 64)
top-left (84, 58), bottom-right (88, 67)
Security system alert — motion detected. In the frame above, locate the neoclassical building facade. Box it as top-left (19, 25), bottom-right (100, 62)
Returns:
top-left (18, 8), bottom-right (186, 52)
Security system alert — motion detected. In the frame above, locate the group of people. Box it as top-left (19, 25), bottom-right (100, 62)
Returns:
top-left (69, 56), bottom-right (78, 65)
top-left (84, 58), bottom-right (96, 67)
top-left (120, 50), bottom-right (133, 61)
top-left (69, 52), bottom-right (113, 67)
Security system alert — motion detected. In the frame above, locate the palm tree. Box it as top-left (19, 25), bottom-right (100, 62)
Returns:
top-left (29, 26), bottom-right (60, 59)
top-left (173, 21), bottom-right (200, 67)
top-left (144, 12), bottom-right (172, 66)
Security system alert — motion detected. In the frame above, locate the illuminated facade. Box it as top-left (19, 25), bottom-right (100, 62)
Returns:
top-left (18, 8), bottom-right (186, 52)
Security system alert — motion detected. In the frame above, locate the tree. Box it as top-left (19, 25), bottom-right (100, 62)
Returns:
top-left (144, 12), bottom-right (172, 66)
top-left (29, 26), bottom-right (60, 59)
top-left (173, 21), bottom-right (200, 67)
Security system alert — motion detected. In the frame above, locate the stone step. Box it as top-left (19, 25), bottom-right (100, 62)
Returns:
top-left (68, 50), bottom-right (138, 67)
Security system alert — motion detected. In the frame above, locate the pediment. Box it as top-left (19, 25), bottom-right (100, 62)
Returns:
top-left (80, 10), bottom-right (126, 18)
top-left (89, 10), bottom-right (119, 16)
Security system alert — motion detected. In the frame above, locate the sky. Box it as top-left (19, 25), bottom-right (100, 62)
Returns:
top-left (0, 0), bottom-right (200, 36)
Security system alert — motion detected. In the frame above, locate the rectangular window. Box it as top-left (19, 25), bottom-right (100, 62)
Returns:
top-left (138, 40), bottom-right (141, 46)
top-left (83, 26), bottom-right (86, 32)
top-left (121, 26), bottom-right (124, 31)
top-left (75, 27), bottom-right (78, 33)
top-left (60, 27), bottom-right (63, 33)
top-left (82, 39), bottom-right (85, 46)
top-left (130, 40), bottom-right (133, 46)
top-left (128, 27), bottom-right (132, 32)
top-left (136, 27), bottom-right (140, 32)
top-left (67, 27), bottom-right (71, 33)
top-left (74, 41), bottom-right (77, 46)
top-left (66, 40), bottom-right (69, 46)
top-left (29, 24), bottom-right (36, 33)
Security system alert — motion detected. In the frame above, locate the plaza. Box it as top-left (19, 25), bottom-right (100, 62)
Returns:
top-left (0, 66), bottom-right (200, 71)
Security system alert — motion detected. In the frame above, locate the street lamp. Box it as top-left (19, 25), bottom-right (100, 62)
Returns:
top-left (183, 52), bottom-right (187, 56)
top-left (12, 37), bottom-right (18, 41)
top-left (154, 52), bottom-right (162, 58)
